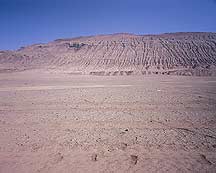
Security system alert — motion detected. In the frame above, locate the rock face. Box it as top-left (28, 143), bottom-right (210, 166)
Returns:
top-left (0, 32), bottom-right (216, 76)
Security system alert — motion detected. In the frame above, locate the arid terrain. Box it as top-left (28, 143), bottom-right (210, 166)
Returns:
top-left (0, 32), bottom-right (216, 76)
top-left (0, 32), bottom-right (216, 173)
top-left (0, 69), bottom-right (216, 173)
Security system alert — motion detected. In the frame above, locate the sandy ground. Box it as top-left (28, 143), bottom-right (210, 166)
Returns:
top-left (0, 70), bottom-right (216, 173)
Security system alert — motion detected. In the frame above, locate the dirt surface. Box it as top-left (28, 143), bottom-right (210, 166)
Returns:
top-left (0, 70), bottom-right (216, 173)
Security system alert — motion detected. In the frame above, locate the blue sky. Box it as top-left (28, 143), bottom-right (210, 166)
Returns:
top-left (0, 0), bottom-right (216, 50)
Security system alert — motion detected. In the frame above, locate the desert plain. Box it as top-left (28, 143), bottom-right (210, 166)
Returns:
top-left (0, 70), bottom-right (216, 173)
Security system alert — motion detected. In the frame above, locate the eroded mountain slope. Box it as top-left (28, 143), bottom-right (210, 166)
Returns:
top-left (0, 32), bottom-right (216, 76)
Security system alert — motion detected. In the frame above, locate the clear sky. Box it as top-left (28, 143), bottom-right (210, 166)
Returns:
top-left (0, 0), bottom-right (216, 50)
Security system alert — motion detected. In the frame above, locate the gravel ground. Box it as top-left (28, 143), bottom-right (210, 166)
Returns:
top-left (0, 70), bottom-right (216, 173)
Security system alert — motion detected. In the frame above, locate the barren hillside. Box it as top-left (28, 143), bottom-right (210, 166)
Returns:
top-left (1, 32), bottom-right (216, 76)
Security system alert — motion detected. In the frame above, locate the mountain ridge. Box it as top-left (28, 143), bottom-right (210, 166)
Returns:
top-left (0, 32), bottom-right (216, 76)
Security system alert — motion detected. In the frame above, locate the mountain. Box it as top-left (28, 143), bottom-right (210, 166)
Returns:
top-left (0, 32), bottom-right (216, 76)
